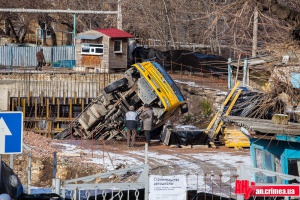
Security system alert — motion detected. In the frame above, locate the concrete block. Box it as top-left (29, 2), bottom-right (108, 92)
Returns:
top-left (192, 145), bottom-right (209, 149)
top-left (181, 145), bottom-right (192, 149)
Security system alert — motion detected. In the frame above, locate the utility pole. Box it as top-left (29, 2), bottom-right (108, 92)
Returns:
top-left (117, 0), bottom-right (122, 30)
top-left (73, 13), bottom-right (76, 45)
top-left (252, 6), bottom-right (258, 58)
top-left (162, 0), bottom-right (175, 50)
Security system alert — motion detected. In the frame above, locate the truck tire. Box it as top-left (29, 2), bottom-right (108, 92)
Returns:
top-left (104, 78), bottom-right (128, 94)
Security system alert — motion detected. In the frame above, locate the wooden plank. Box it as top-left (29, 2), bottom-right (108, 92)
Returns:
top-left (249, 126), bottom-right (300, 135)
top-left (223, 81), bottom-right (241, 106)
top-left (228, 119), bottom-right (300, 130)
top-left (205, 111), bottom-right (219, 132)
top-left (225, 116), bottom-right (272, 123)
top-left (211, 88), bottom-right (243, 138)
top-left (206, 81), bottom-right (241, 133)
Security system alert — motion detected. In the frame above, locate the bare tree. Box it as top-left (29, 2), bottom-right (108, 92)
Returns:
top-left (123, 0), bottom-right (300, 58)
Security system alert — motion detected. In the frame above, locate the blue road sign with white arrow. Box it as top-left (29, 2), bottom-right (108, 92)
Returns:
top-left (0, 112), bottom-right (23, 154)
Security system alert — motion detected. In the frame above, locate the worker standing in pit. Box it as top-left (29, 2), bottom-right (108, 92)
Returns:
top-left (125, 106), bottom-right (139, 147)
top-left (36, 49), bottom-right (45, 71)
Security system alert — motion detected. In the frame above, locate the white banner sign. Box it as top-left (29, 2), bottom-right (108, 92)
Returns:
top-left (149, 175), bottom-right (187, 200)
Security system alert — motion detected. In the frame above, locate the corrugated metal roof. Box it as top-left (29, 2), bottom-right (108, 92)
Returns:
top-left (96, 28), bottom-right (134, 39)
top-left (76, 35), bottom-right (102, 40)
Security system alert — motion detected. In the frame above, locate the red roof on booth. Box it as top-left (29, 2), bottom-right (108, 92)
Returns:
top-left (96, 28), bottom-right (134, 39)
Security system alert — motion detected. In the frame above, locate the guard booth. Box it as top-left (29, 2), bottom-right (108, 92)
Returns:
top-left (75, 28), bottom-right (134, 72)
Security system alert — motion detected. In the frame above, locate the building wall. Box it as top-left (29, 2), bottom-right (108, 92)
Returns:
top-left (33, 22), bottom-right (72, 46)
top-left (0, 80), bottom-right (15, 111)
top-left (75, 37), bottom-right (104, 69)
top-left (108, 38), bottom-right (128, 70)
top-left (75, 33), bottom-right (129, 72)
top-left (101, 35), bottom-right (110, 71)
top-left (0, 18), bottom-right (75, 46)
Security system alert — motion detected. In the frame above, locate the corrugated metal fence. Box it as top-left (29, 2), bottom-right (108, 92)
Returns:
top-left (0, 46), bottom-right (75, 67)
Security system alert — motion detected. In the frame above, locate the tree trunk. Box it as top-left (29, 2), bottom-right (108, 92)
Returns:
top-left (6, 18), bottom-right (20, 43)
top-left (20, 27), bottom-right (28, 43)
top-left (252, 6), bottom-right (258, 58)
top-left (48, 23), bottom-right (57, 46)
top-left (61, 22), bottom-right (74, 45)
top-left (162, 0), bottom-right (175, 50)
top-left (5, 18), bottom-right (11, 36)
top-left (38, 20), bottom-right (47, 46)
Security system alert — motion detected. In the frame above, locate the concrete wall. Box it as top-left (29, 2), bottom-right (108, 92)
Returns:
top-left (0, 80), bottom-right (16, 111)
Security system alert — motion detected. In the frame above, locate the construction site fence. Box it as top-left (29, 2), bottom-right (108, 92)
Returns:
top-left (0, 46), bottom-right (75, 67)
top-left (132, 57), bottom-right (228, 75)
top-left (1, 153), bottom-right (239, 200)
top-left (61, 172), bottom-right (238, 200)
top-left (133, 57), bottom-right (229, 91)
top-left (5, 150), bottom-right (299, 200)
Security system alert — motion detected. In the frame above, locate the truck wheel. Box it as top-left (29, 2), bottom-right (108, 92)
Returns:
top-left (104, 78), bottom-right (128, 93)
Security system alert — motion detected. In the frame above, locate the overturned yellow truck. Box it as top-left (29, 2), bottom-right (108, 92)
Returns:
top-left (55, 61), bottom-right (188, 140)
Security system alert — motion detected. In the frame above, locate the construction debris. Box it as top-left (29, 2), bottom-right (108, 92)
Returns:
top-left (161, 124), bottom-right (208, 147)
top-left (206, 79), bottom-right (288, 148)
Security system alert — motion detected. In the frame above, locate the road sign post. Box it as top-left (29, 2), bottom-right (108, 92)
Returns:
top-left (0, 111), bottom-right (23, 187)
top-left (0, 111), bottom-right (23, 154)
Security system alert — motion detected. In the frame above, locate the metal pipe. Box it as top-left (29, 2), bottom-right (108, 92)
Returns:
top-left (0, 8), bottom-right (118, 14)
top-left (144, 143), bottom-right (148, 164)
top-left (52, 152), bottom-right (57, 179)
top-left (28, 152), bottom-right (32, 194)
top-left (10, 154), bottom-right (13, 170)
top-left (243, 59), bottom-right (248, 86)
top-left (52, 178), bottom-right (61, 195)
top-left (117, 0), bottom-right (122, 30)
top-left (73, 13), bottom-right (76, 45)
top-left (228, 58), bottom-right (232, 89)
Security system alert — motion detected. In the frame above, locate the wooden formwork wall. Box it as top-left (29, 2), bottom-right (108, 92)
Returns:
top-left (1, 72), bottom-right (123, 137)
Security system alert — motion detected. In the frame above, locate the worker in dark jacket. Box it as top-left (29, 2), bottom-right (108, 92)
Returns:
top-left (36, 49), bottom-right (45, 71)
top-left (125, 106), bottom-right (139, 147)
top-left (139, 103), bottom-right (154, 146)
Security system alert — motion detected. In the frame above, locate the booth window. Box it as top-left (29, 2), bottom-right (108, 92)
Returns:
top-left (81, 44), bottom-right (103, 55)
top-left (114, 40), bottom-right (122, 53)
